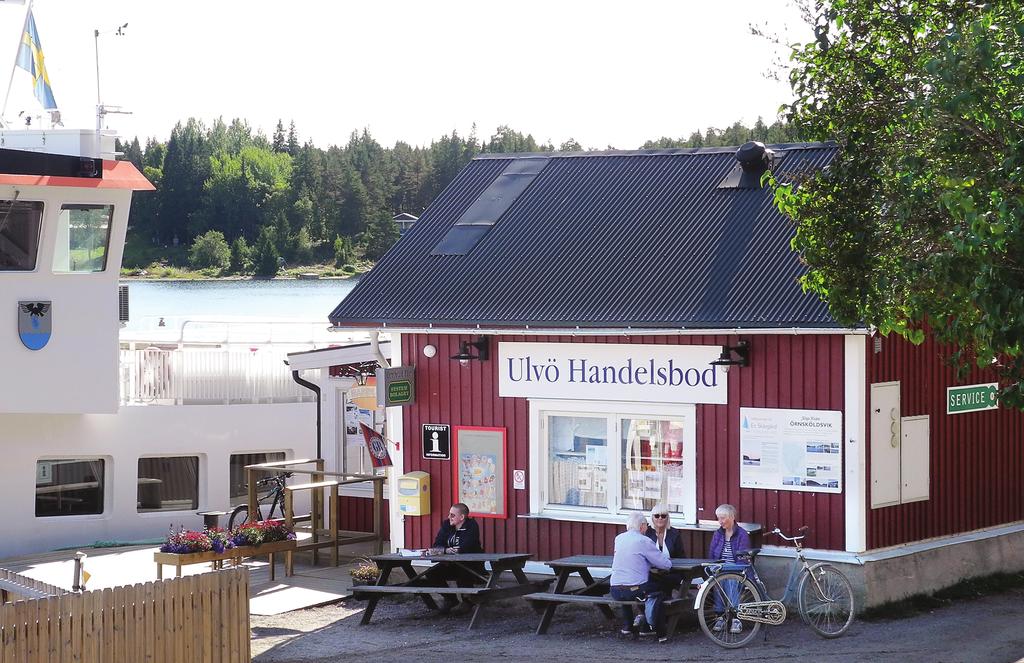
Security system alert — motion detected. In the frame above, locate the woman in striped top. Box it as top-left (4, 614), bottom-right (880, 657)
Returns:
top-left (707, 504), bottom-right (751, 634)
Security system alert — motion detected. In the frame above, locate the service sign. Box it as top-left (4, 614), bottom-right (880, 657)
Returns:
top-left (498, 342), bottom-right (726, 404)
top-left (947, 383), bottom-right (998, 414)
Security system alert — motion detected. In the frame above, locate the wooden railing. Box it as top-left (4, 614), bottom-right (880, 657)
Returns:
top-left (0, 567), bottom-right (250, 663)
top-left (0, 568), bottom-right (68, 602)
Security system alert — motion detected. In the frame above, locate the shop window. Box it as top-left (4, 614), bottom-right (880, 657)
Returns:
top-left (620, 417), bottom-right (690, 514)
top-left (0, 200), bottom-right (43, 271)
top-left (35, 459), bottom-right (105, 517)
top-left (138, 456), bottom-right (199, 512)
top-left (535, 401), bottom-right (696, 523)
top-left (547, 415), bottom-right (608, 508)
top-left (229, 452), bottom-right (285, 507)
top-left (52, 204), bottom-right (113, 273)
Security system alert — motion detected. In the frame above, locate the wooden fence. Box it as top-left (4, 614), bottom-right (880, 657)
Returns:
top-left (0, 567), bottom-right (250, 663)
top-left (0, 569), bottom-right (68, 603)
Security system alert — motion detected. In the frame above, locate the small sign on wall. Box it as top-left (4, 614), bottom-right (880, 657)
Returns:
top-left (946, 383), bottom-right (998, 414)
top-left (513, 469), bottom-right (526, 490)
top-left (422, 424), bottom-right (451, 460)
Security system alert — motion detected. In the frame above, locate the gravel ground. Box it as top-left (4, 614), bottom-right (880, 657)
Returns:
top-left (252, 586), bottom-right (1024, 663)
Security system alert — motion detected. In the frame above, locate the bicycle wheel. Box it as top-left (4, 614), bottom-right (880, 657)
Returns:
top-left (798, 563), bottom-right (854, 638)
top-left (228, 504), bottom-right (261, 530)
top-left (696, 572), bottom-right (763, 648)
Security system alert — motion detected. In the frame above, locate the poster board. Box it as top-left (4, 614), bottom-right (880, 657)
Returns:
top-left (453, 426), bottom-right (507, 518)
top-left (739, 408), bottom-right (843, 494)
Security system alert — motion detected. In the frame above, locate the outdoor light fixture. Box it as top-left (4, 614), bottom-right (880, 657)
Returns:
top-left (451, 336), bottom-right (490, 366)
top-left (422, 344), bottom-right (437, 358)
top-left (710, 340), bottom-right (750, 373)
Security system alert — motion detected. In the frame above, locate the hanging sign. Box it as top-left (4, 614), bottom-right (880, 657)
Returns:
top-left (375, 366), bottom-right (415, 406)
top-left (360, 423), bottom-right (392, 468)
top-left (946, 383), bottom-right (998, 414)
top-left (422, 424), bottom-right (451, 460)
top-left (18, 301), bottom-right (51, 350)
top-left (498, 342), bottom-right (725, 404)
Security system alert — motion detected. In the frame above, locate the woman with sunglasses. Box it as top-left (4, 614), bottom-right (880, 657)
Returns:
top-left (643, 504), bottom-right (687, 602)
top-left (644, 504), bottom-right (686, 559)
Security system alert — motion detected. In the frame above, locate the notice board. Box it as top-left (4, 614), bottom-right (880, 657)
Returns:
top-left (739, 408), bottom-right (843, 494)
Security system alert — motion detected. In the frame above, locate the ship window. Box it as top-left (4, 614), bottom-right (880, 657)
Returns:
top-left (53, 204), bottom-right (113, 272)
top-left (0, 200), bottom-right (43, 271)
top-left (35, 458), bottom-right (105, 517)
top-left (229, 452), bottom-right (286, 507)
top-left (138, 456), bottom-right (200, 513)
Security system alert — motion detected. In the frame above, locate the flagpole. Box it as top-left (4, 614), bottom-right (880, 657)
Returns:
top-left (0, 0), bottom-right (33, 127)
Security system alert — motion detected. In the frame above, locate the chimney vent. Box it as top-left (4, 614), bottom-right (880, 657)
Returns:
top-left (717, 141), bottom-right (781, 189)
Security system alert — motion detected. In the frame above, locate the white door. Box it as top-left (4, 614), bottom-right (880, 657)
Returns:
top-left (869, 382), bottom-right (901, 508)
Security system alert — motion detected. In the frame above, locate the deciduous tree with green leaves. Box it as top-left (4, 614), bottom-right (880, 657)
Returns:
top-left (776, 0), bottom-right (1024, 404)
top-left (188, 230), bottom-right (231, 270)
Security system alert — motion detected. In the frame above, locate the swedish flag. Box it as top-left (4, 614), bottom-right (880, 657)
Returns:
top-left (16, 9), bottom-right (58, 112)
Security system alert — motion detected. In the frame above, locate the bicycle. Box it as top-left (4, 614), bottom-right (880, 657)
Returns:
top-left (228, 472), bottom-right (292, 530)
top-left (693, 525), bottom-right (855, 648)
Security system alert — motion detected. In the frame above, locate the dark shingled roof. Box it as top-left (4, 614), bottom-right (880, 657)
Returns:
top-left (329, 144), bottom-right (839, 330)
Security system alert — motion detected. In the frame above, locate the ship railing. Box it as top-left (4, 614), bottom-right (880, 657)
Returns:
top-left (119, 347), bottom-right (316, 405)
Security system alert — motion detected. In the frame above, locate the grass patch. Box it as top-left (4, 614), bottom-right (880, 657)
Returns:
top-left (861, 571), bottom-right (1024, 621)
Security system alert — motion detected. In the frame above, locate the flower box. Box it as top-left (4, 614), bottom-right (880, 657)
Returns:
top-left (154, 548), bottom-right (237, 580)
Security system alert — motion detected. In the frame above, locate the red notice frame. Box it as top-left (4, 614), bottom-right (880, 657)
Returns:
top-left (452, 426), bottom-right (508, 519)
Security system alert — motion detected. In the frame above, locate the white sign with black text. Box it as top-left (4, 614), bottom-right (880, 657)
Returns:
top-left (739, 407), bottom-right (843, 494)
top-left (498, 342), bottom-right (726, 404)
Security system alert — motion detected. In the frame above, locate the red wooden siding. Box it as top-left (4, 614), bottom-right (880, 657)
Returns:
top-left (337, 496), bottom-right (391, 540)
top-left (400, 333), bottom-right (847, 558)
top-left (866, 334), bottom-right (1024, 549)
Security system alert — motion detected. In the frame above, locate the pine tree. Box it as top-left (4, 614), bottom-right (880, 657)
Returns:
top-left (272, 119), bottom-right (286, 153)
top-left (252, 227), bottom-right (280, 276)
top-left (229, 236), bottom-right (251, 273)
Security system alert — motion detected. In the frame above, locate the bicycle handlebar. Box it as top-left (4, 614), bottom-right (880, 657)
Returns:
top-left (251, 472), bottom-right (293, 488)
top-left (769, 525), bottom-right (810, 542)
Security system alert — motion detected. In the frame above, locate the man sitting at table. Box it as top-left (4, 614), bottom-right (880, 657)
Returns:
top-left (429, 502), bottom-right (483, 614)
top-left (611, 511), bottom-right (672, 642)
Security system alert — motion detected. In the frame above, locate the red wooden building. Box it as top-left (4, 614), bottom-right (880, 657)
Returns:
top-left (316, 144), bottom-right (1024, 607)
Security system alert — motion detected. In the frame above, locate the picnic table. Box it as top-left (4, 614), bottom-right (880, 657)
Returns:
top-left (524, 555), bottom-right (712, 636)
top-left (354, 552), bottom-right (553, 629)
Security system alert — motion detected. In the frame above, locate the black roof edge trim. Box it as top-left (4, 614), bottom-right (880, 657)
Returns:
top-left (473, 142), bottom-right (838, 160)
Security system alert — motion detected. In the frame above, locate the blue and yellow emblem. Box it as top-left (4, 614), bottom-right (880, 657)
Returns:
top-left (18, 301), bottom-right (51, 350)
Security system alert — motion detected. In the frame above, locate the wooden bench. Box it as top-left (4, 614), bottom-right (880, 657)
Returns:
top-left (525, 592), bottom-right (690, 636)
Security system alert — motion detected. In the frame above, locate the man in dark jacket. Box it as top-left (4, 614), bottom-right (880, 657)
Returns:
top-left (432, 502), bottom-right (482, 554)
top-left (430, 503), bottom-right (483, 614)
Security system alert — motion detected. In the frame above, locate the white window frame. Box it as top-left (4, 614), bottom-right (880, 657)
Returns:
top-left (529, 399), bottom-right (697, 524)
top-left (136, 454), bottom-right (204, 515)
top-left (34, 456), bottom-right (110, 519)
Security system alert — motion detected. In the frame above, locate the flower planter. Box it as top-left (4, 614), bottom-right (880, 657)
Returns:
top-left (232, 539), bottom-right (297, 581)
top-left (154, 548), bottom-right (237, 580)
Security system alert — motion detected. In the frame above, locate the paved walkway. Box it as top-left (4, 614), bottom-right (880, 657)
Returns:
top-left (0, 543), bottom-right (364, 615)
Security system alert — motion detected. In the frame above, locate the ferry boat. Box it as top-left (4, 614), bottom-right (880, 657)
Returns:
top-left (0, 4), bottom-right (395, 557)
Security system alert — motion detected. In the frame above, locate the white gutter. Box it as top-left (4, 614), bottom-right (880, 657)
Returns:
top-left (370, 331), bottom-right (391, 368)
top-left (330, 326), bottom-right (868, 337)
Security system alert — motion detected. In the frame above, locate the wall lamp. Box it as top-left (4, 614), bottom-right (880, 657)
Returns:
top-left (451, 336), bottom-right (490, 366)
top-left (710, 340), bottom-right (750, 373)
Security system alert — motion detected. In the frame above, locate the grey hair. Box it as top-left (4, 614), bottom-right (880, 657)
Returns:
top-left (715, 503), bottom-right (737, 519)
top-left (650, 504), bottom-right (671, 525)
top-left (625, 511), bottom-right (648, 532)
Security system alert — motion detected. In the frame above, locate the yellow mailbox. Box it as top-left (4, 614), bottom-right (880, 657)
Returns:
top-left (398, 471), bottom-right (430, 516)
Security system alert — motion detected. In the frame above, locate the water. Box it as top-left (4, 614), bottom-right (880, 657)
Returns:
top-left (120, 279), bottom-right (359, 333)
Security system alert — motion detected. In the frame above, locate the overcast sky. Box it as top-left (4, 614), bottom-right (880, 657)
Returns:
top-left (0, 0), bottom-right (809, 149)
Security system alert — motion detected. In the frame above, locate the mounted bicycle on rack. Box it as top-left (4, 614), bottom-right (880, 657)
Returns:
top-left (228, 472), bottom-right (293, 530)
top-left (693, 525), bottom-right (855, 648)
